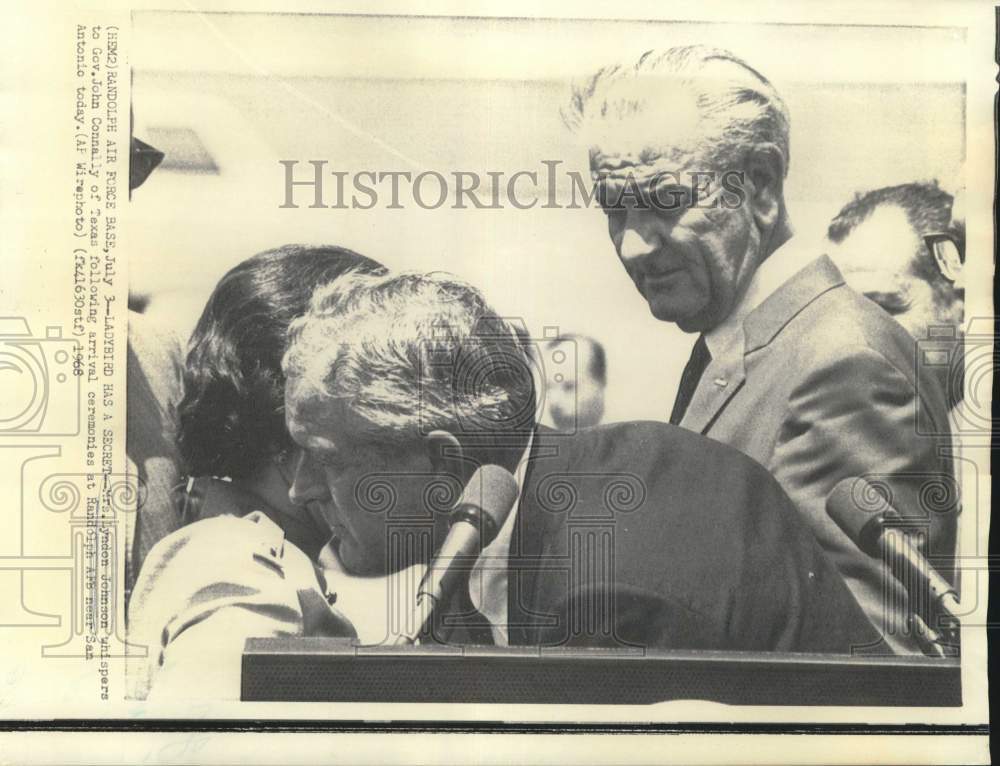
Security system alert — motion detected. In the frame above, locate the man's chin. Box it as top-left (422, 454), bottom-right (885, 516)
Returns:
top-left (646, 298), bottom-right (709, 331)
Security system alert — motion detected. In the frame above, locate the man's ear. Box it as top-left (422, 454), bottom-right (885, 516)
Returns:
top-left (423, 430), bottom-right (465, 477)
top-left (745, 146), bottom-right (784, 233)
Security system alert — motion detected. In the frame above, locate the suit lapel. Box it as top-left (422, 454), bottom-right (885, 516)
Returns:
top-left (743, 255), bottom-right (845, 352)
top-left (680, 255), bottom-right (846, 435)
top-left (679, 344), bottom-right (746, 435)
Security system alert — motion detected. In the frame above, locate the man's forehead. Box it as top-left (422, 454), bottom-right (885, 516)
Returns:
top-left (835, 204), bottom-right (922, 268)
top-left (286, 382), bottom-right (345, 435)
top-left (285, 382), bottom-right (383, 450)
top-left (585, 79), bottom-right (702, 179)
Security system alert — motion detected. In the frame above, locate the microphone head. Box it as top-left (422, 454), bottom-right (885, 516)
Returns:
top-left (826, 477), bottom-right (894, 557)
top-left (453, 464), bottom-right (519, 544)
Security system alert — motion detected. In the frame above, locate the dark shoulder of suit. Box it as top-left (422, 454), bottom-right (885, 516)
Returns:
top-left (512, 422), bottom-right (880, 653)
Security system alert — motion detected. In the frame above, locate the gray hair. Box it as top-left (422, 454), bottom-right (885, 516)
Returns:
top-left (282, 270), bottom-right (536, 453)
top-left (566, 45), bottom-right (791, 177)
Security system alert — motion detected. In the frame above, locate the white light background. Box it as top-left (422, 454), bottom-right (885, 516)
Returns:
top-left (130, 12), bottom-right (965, 423)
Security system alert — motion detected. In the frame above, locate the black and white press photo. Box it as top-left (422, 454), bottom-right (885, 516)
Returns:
top-left (0, 2), bottom-right (993, 764)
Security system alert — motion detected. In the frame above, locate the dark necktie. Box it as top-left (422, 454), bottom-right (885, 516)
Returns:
top-left (669, 335), bottom-right (711, 425)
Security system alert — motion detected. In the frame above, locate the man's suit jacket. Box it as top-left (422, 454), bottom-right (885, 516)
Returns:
top-left (504, 421), bottom-right (881, 654)
top-left (676, 255), bottom-right (957, 653)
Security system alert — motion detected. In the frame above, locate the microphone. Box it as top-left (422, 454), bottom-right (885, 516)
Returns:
top-left (395, 464), bottom-right (518, 645)
top-left (826, 477), bottom-right (960, 649)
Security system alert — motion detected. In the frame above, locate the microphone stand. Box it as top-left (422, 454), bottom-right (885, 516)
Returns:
top-left (390, 464), bottom-right (516, 647)
top-left (880, 527), bottom-right (961, 657)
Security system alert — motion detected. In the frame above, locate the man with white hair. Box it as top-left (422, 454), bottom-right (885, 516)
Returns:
top-left (568, 46), bottom-right (958, 653)
top-left (281, 270), bottom-right (879, 652)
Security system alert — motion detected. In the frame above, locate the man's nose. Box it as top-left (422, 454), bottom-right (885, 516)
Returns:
top-left (616, 211), bottom-right (662, 264)
top-left (288, 452), bottom-right (329, 506)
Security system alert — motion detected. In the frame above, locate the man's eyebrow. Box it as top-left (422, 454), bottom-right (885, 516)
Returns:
top-left (596, 178), bottom-right (693, 210)
top-left (597, 173), bottom-right (688, 189)
top-left (304, 444), bottom-right (341, 466)
top-left (304, 437), bottom-right (339, 454)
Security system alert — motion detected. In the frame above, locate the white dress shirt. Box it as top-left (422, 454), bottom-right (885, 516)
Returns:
top-left (466, 431), bottom-right (535, 645)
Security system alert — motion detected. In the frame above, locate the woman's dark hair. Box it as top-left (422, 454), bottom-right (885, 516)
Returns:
top-left (177, 244), bottom-right (385, 478)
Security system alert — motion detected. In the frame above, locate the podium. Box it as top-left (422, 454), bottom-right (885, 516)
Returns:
top-left (242, 638), bottom-right (961, 706)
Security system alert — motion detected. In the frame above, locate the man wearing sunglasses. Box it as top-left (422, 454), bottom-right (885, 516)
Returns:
top-left (568, 46), bottom-right (958, 654)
